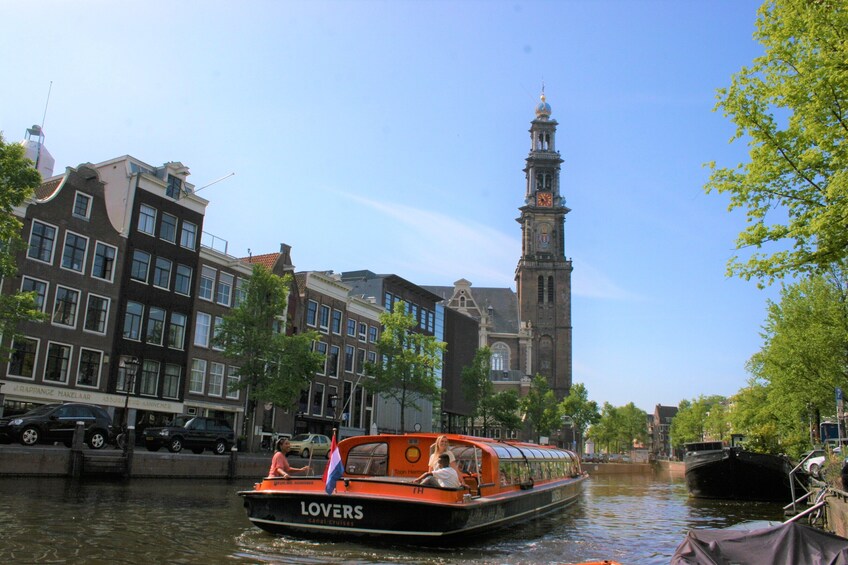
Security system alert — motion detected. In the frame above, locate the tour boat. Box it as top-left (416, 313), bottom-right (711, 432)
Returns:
top-left (684, 441), bottom-right (794, 502)
top-left (239, 432), bottom-right (587, 540)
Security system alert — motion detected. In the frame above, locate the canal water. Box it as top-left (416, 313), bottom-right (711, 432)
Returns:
top-left (0, 471), bottom-right (784, 564)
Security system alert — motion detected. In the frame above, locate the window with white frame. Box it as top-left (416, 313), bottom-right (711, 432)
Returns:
top-left (369, 325), bottom-right (378, 343)
top-left (73, 192), bottom-right (92, 219)
top-left (83, 294), bottom-right (109, 334)
top-left (52, 286), bottom-right (80, 327)
top-left (77, 349), bottom-right (102, 387)
top-left (208, 362), bottom-right (225, 396)
top-left (319, 305), bottom-right (330, 331)
top-left (311, 382), bottom-right (325, 415)
top-left (491, 342), bottom-right (510, 372)
top-left (44, 342), bottom-right (71, 384)
top-left (175, 264), bottom-right (193, 295)
top-left (194, 312), bottom-right (211, 347)
top-left (356, 348), bottom-right (366, 375)
top-left (163, 364), bottom-right (181, 398)
top-left (344, 345), bottom-right (354, 373)
top-left (137, 204), bottom-right (156, 235)
top-left (92, 242), bottom-right (117, 281)
top-left (213, 316), bottom-right (224, 350)
top-left (139, 359), bottom-right (160, 396)
top-left (315, 341), bottom-right (328, 374)
top-left (180, 220), bottom-right (197, 249)
top-left (146, 307), bottom-right (166, 346)
top-left (116, 356), bottom-right (136, 393)
top-left (216, 272), bottom-right (233, 306)
top-left (234, 277), bottom-right (247, 306)
top-left (8, 337), bottom-right (38, 378)
top-left (21, 277), bottom-right (47, 312)
top-left (160, 212), bottom-right (177, 243)
top-left (27, 220), bottom-right (57, 263)
top-left (346, 318), bottom-right (356, 337)
top-left (168, 312), bottom-right (187, 349)
top-left (189, 359), bottom-right (206, 394)
top-left (331, 310), bottom-right (342, 334)
top-left (123, 301), bottom-right (144, 340)
top-left (199, 266), bottom-right (216, 301)
top-left (61, 231), bottom-right (88, 273)
top-left (152, 257), bottom-right (172, 289)
top-left (166, 175), bottom-right (182, 199)
top-left (306, 300), bottom-right (318, 327)
top-left (358, 322), bottom-right (367, 341)
top-left (130, 250), bottom-right (151, 282)
top-left (226, 367), bottom-right (240, 399)
top-left (328, 345), bottom-right (340, 377)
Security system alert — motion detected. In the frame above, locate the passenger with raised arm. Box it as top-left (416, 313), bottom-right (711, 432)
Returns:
top-left (269, 437), bottom-right (311, 478)
top-left (415, 453), bottom-right (463, 488)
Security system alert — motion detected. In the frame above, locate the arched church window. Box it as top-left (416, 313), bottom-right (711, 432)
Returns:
top-left (548, 276), bottom-right (554, 303)
top-left (459, 296), bottom-right (466, 307)
top-left (491, 342), bottom-right (510, 372)
top-left (537, 276), bottom-right (545, 303)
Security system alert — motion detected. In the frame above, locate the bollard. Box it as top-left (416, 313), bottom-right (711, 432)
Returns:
top-left (124, 425), bottom-right (135, 478)
top-left (228, 445), bottom-right (238, 480)
top-left (69, 421), bottom-right (85, 478)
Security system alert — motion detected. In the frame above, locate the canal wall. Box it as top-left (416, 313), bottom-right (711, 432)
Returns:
top-left (0, 446), bottom-right (685, 480)
top-left (0, 446), bottom-right (324, 479)
top-left (581, 460), bottom-right (684, 476)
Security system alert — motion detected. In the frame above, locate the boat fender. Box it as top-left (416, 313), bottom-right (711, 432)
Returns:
top-left (519, 479), bottom-right (534, 490)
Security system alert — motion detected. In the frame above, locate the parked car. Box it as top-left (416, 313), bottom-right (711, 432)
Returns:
top-left (143, 416), bottom-right (234, 455)
top-left (803, 448), bottom-right (847, 479)
top-left (287, 433), bottom-right (331, 458)
top-left (0, 402), bottom-right (113, 449)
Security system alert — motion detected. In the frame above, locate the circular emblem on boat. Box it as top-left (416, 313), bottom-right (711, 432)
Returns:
top-left (405, 446), bottom-right (421, 463)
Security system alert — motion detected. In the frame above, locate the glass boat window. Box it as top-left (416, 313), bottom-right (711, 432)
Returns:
top-left (345, 442), bottom-right (388, 476)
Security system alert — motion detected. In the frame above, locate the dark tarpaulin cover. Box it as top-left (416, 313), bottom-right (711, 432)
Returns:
top-left (671, 521), bottom-right (848, 565)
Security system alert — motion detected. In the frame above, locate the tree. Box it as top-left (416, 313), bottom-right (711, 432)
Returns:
top-left (742, 269), bottom-right (848, 456)
top-left (461, 346), bottom-right (497, 435)
top-left (0, 133), bottom-right (45, 357)
top-left (559, 382), bottom-right (600, 453)
top-left (617, 402), bottom-right (649, 451)
top-left (728, 380), bottom-right (785, 454)
top-left (487, 390), bottom-right (522, 436)
top-left (670, 396), bottom-right (727, 449)
top-left (364, 300), bottom-right (446, 433)
top-left (587, 402), bottom-right (620, 453)
top-left (704, 1), bottom-right (848, 285)
top-left (519, 374), bottom-right (560, 443)
top-left (214, 264), bottom-right (324, 447)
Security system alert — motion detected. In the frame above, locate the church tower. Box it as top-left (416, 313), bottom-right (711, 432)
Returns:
top-left (515, 91), bottom-right (573, 399)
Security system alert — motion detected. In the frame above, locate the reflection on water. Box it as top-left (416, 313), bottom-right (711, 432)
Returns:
top-left (0, 472), bottom-right (784, 564)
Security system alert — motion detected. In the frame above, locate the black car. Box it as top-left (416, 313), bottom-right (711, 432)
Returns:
top-left (0, 403), bottom-right (113, 449)
top-left (143, 416), bottom-right (234, 455)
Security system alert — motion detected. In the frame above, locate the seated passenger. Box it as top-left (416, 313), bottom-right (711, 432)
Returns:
top-left (414, 453), bottom-right (462, 489)
top-left (428, 435), bottom-right (458, 472)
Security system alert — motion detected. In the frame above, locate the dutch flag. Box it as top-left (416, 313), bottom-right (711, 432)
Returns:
top-left (323, 432), bottom-right (343, 495)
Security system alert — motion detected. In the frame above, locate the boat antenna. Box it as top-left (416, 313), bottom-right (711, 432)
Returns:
top-left (193, 172), bottom-right (235, 194)
top-left (35, 81), bottom-right (53, 172)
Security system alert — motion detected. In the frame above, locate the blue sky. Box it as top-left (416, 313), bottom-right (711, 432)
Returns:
top-left (2, 0), bottom-right (777, 412)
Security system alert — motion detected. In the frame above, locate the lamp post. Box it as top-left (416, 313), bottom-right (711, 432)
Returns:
top-left (328, 393), bottom-right (339, 436)
top-left (119, 356), bottom-right (139, 454)
top-left (562, 415), bottom-right (576, 452)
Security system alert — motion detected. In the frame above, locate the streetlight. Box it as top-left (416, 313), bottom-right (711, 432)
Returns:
top-left (562, 415), bottom-right (576, 453)
top-left (119, 356), bottom-right (139, 453)
top-left (328, 393), bottom-right (339, 434)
